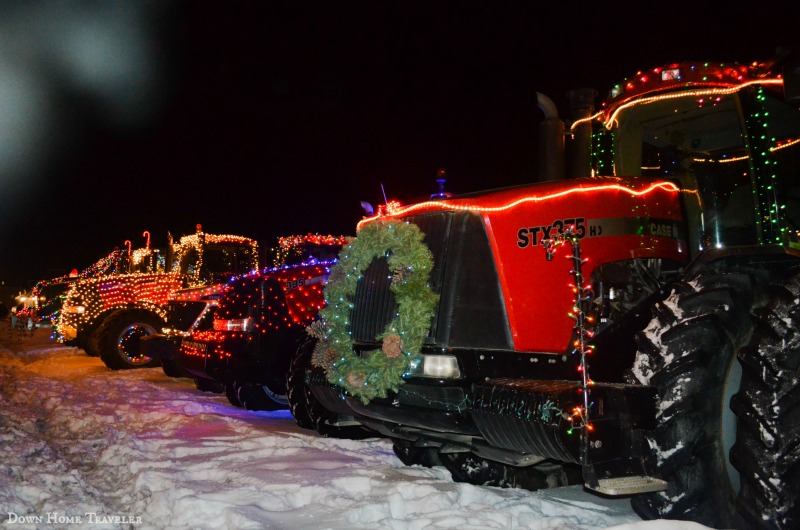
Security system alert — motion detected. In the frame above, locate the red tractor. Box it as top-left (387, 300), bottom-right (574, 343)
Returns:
top-left (295, 54), bottom-right (800, 529)
top-left (58, 226), bottom-right (259, 370)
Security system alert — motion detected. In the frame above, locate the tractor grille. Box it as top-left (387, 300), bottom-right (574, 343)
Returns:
top-left (349, 212), bottom-right (450, 344)
top-left (350, 257), bottom-right (397, 343)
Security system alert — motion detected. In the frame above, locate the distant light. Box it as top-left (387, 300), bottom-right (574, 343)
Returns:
top-left (661, 68), bottom-right (681, 81)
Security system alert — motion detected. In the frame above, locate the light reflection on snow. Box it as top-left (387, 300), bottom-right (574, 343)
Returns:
top-left (0, 327), bottom-right (710, 529)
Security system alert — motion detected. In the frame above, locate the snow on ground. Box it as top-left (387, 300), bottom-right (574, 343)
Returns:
top-left (0, 326), bottom-right (707, 530)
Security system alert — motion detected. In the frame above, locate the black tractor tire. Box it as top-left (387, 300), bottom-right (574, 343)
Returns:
top-left (230, 381), bottom-right (289, 411)
top-left (730, 273), bottom-right (800, 530)
top-left (77, 331), bottom-right (101, 357)
top-left (439, 453), bottom-right (581, 491)
top-left (194, 378), bottom-right (224, 394)
top-left (626, 268), bottom-right (799, 529)
top-left (392, 441), bottom-right (442, 468)
top-left (286, 338), bottom-right (372, 439)
top-left (97, 311), bottom-right (164, 370)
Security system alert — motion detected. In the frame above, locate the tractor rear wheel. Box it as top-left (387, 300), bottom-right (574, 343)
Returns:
top-left (730, 273), bottom-right (800, 529)
top-left (97, 311), bottom-right (163, 370)
top-left (627, 268), bottom-right (799, 529)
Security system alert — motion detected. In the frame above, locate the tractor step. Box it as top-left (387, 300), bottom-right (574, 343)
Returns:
top-left (586, 475), bottom-right (667, 496)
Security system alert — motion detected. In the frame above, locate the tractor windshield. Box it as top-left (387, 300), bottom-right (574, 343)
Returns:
top-left (607, 86), bottom-right (800, 250)
top-left (177, 241), bottom-right (258, 286)
top-left (202, 243), bottom-right (258, 279)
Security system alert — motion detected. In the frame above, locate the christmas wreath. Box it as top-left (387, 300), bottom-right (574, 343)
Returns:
top-left (308, 219), bottom-right (438, 403)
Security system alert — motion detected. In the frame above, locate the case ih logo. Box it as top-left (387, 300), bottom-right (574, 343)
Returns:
top-left (517, 217), bottom-right (680, 248)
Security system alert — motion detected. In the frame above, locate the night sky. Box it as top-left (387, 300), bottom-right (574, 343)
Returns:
top-left (1, 1), bottom-right (796, 292)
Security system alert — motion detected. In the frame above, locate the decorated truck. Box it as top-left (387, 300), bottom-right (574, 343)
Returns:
top-left (163, 234), bottom-right (350, 414)
top-left (58, 226), bottom-right (259, 370)
top-left (294, 55), bottom-right (800, 529)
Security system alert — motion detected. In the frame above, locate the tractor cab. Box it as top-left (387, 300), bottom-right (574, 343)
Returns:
top-left (590, 61), bottom-right (800, 253)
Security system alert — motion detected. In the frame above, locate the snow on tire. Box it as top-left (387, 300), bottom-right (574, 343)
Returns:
top-left (627, 267), bottom-right (798, 530)
top-left (730, 272), bottom-right (800, 530)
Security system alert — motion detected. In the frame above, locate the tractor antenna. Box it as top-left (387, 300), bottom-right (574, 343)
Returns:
top-left (380, 182), bottom-right (388, 205)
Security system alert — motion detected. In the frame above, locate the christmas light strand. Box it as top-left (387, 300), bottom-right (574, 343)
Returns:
top-left (543, 226), bottom-right (596, 464)
top-left (357, 181), bottom-right (679, 229)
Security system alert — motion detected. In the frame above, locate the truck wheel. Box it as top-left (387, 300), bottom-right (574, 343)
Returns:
top-left (286, 339), bottom-right (315, 429)
top-left (97, 311), bottom-right (164, 370)
top-left (224, 382), bottom-right (243, 408)
top-left (627, 268), bottom-right (798, 529)
top-left (730, 273), bottom-right (800, 530)
top-left (232, 381), bottom-right (289, 411)
top-left (194, 378), bottom-right (223, 394)
top-left (287, 338), bottom-right (371, 439)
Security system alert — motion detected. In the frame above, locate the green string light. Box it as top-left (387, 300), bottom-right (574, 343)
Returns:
top-left (744, 86), bottom-right (787, 245)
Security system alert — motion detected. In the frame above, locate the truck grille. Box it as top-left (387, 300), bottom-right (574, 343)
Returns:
top-left (166, 301), bottom-right (207, 331)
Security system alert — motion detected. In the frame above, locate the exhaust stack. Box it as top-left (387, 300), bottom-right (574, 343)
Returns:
top-left (537, 92), bottom-right (565, 182)
top-left (567, 88), bottom-right (597, 179)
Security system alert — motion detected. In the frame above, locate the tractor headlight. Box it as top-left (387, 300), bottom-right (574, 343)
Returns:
top-left (407, 355), bottom-right (461, 379)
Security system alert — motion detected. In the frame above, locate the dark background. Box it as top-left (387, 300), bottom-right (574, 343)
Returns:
top-left (1, 1), bottom-right (796, 296)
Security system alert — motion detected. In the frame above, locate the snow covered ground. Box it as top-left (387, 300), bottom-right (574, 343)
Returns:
top-left (0, 325), bottom-right (708, 530)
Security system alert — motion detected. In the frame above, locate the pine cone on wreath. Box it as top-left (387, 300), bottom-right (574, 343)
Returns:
top-left (381, 333), bottom-right (403, 359)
